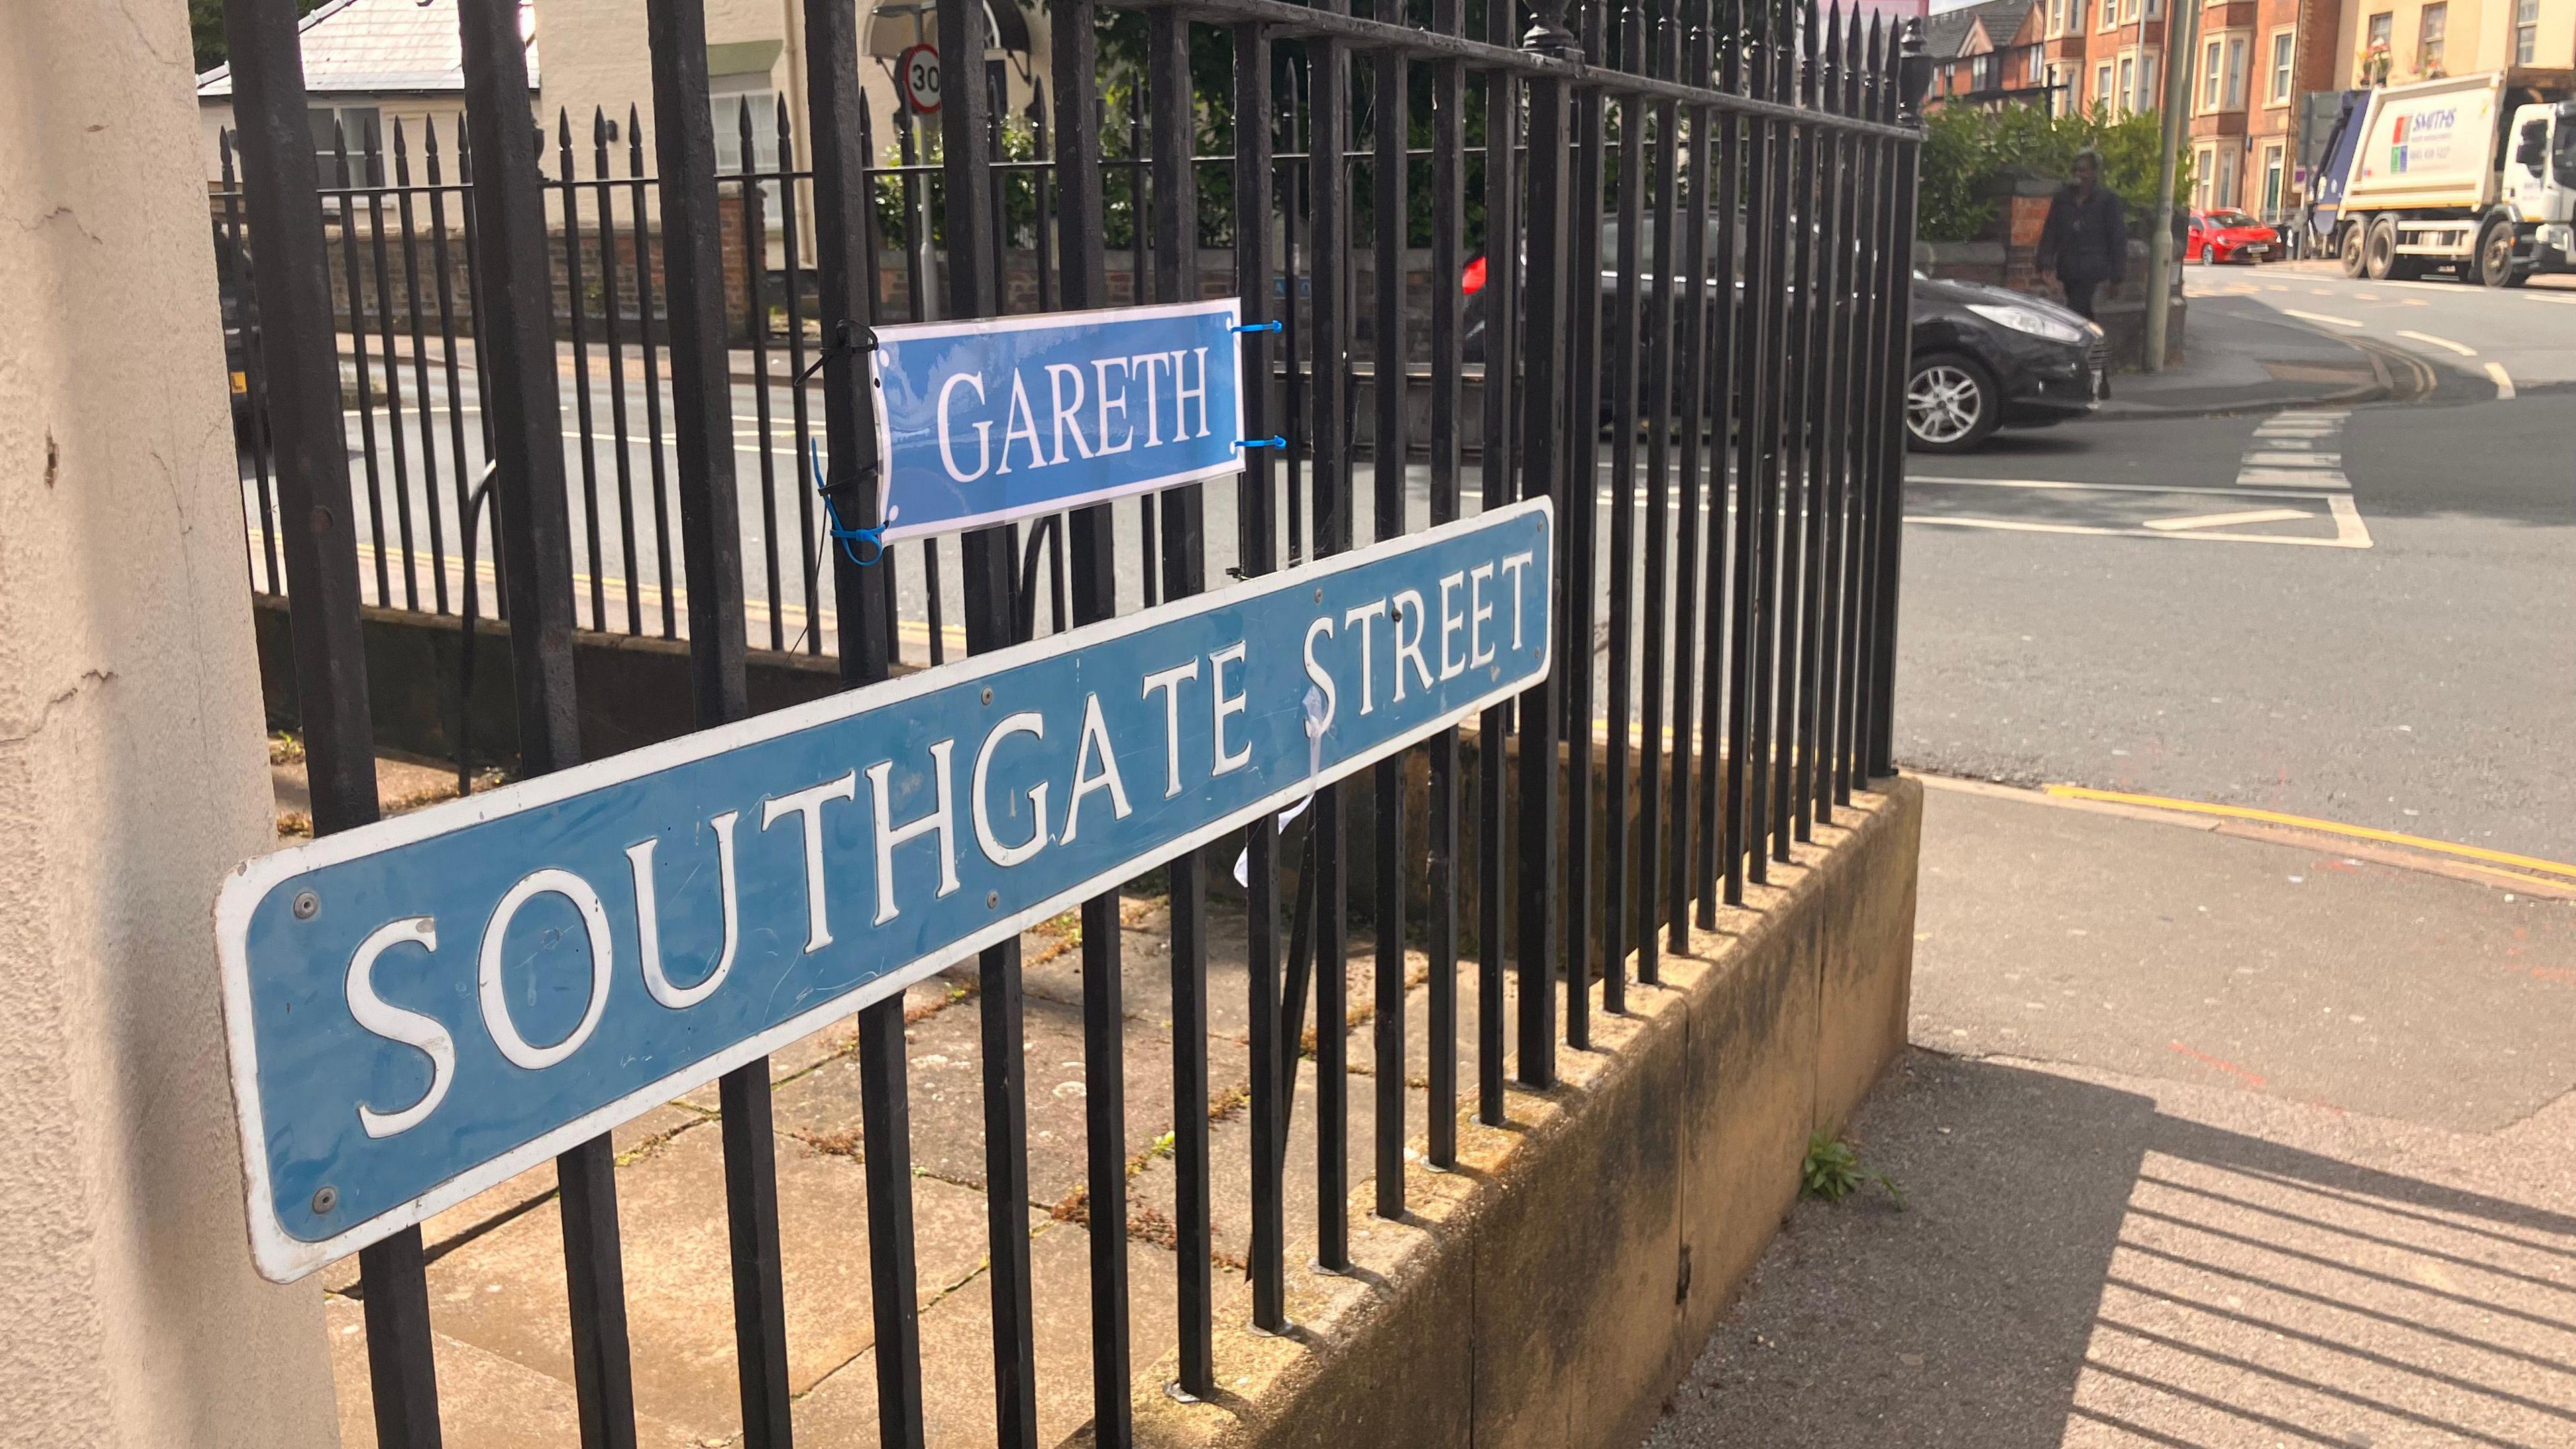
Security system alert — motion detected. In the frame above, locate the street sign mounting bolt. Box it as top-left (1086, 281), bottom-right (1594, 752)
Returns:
top-left (311, 1185), bottom-right (337, 1214)
top-left (292, 890), bottom-right (319, 920)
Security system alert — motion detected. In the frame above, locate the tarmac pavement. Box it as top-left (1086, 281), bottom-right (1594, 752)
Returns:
top-left (1644, 777), bottom-right (2576, 1448)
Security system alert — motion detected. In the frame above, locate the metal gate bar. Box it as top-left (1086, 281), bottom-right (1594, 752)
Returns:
top-left (223, 0), bottom-right (1931, 1441)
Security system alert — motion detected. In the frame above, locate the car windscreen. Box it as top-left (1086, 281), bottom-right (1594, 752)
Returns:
top-left (2203, 210), bottom-right (2260, 227)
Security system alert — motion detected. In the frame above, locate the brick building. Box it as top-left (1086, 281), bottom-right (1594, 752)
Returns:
top-left (2010, 0), bottom-right (2347, 223)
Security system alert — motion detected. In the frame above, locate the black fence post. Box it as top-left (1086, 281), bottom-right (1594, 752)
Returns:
top-left (641, 5), bottom-right (786, 1446)
top-left (932, 2), bottom-right (1039, 1442)
top-left (1870, 18), bottom-right (1929, 780)
top-left (218, 3), bottom-right (441, 1443)
top-left (1517, 0), bottom-right (1576, 1090)
top-left (455, 2), bottom-right (638, 1447)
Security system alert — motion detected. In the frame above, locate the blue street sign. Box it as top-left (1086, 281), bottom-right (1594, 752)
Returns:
top-left (871, 299), bottom-right (1247, 541)
top-left (216, 500), bottom-right (1554, 1281)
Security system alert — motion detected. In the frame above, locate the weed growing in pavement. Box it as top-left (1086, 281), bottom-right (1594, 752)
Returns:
top-left (1803, 1129), bottom-right (1906, 1210)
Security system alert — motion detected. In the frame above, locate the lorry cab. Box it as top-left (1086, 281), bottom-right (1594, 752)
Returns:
top-left (2502, 101), bottom-right (2576, 272)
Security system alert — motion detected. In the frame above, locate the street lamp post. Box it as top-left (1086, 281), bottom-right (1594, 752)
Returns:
top-left (2145, 0), bottom-right (2204, 372)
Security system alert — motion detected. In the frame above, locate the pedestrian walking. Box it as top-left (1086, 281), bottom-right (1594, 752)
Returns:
top-left (2036, 148), bottom-right (2128, 321)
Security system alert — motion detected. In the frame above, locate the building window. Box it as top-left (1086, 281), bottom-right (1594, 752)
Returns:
top-left (2418, 2), bottom-right (2446, 74)
top-left (2139, 55), bottom-right (2158, 111)
top-left (2270, 31), bottom-right (2294, 103)
top-left (2518, 0), bottom-right (2539, 64)
top-left (2194, 146), bottom-right (2214, 207)
top-left (2029, 45), bottom-right (2045, 83)
top-left (2098, 62), bottom-right (2115, 109)
top-left (2223, 35), bottom-right (2247, 107)
top-left (308, 105), bottom-right (384, 183)
top-left (2203, 38), bottom-right (2223, 107)
top-left (2146, 0), bottom-right (2162, 18)
top-left (2217, 152), bottom-right (2239, 207)
top-left (2263, 144), bottom-right (2286, 215)
top-left (2118, 56), bottom-right (2135, 115)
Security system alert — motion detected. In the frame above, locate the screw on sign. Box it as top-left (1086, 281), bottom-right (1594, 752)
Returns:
top-left (900, 43), bottom-right (941, 115)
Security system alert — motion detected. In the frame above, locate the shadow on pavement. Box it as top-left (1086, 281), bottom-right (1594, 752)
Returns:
top-left (1644, 1050), bottom-right (2576, 1448)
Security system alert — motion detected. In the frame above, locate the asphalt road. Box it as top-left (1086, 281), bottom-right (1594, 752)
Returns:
top-left (1894, 260), bottom-right (2576, 861)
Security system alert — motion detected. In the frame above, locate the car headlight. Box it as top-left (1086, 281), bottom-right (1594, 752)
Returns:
top-left (1965, 302), bottom-right (2089, 345)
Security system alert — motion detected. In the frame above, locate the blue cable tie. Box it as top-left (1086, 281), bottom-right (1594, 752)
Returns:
top-left (1234, 435), bottom-right (1287, 450)
top-left (1231, 320), bottom-right (1283, 333)
top-left (808, 440), bottom-right (891, 566)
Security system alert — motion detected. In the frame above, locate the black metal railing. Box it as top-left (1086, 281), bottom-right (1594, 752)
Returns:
top-left (219, 0), bottom-right (1925, 1442)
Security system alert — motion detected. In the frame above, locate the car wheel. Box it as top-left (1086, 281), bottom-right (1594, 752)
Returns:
top-left (2363, 217), bottom-right (2400, 280)
top-left (2339, 221), bottom-right (2368, 278)
top-left (2476, 217), bottom-right (2518, 288)
top-left (1905, 353), bottom-right (2000, 454)
top-left (2200, 243), bottom-right (2217, 266)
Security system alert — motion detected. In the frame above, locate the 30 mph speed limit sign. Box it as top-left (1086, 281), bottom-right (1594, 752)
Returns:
top-left (898, 44), bottom-right (942, 115)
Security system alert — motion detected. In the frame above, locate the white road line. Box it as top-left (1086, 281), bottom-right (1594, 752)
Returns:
top-left (2284, 308), bottom-right (2366, 329)
top-left (2143, 507), bottom-right (2313, 532)
top-left (2242, 451), bottom-right (2342, 467)
top-left (2532, 294), bottom-right (2576, 306)
top-left (2395, 329), bottom-right (2477, 356)
top-left (1909, 475), bottom-right (2349, 499)
top-left (1905, 513), bottom-right (2371, 549)
top-left (2486, 362), bottom-right (2518, 399)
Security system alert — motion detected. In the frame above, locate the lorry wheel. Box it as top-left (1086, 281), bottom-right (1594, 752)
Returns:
top-left (2339, 222), bottom-right (2368, 277)
top-left (2476, 219), bottom-right (2518, 288)
top-left (2363, 217), bottom-right (2400, 280)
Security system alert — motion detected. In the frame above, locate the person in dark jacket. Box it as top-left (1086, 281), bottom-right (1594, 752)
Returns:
top-left (2035, 148), bottom-right (2129, 319)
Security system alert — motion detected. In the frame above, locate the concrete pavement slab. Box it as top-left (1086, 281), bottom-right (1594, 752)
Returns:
top-left (1912, 781), bottom-right (2576, 1132)
top-left (1646, 776), bottom-right (2576, 1448)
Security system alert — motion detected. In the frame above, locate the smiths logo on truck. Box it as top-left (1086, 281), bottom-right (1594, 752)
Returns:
top-left (2388, 107), bottom-right (2459, 174)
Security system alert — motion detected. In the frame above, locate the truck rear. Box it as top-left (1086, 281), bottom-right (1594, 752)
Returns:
top-left (2328, 68), bottom-right (2576, 285)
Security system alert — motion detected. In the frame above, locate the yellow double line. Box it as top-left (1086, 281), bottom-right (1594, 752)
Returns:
top-left (2042, 784), bottom-right (2576, 892)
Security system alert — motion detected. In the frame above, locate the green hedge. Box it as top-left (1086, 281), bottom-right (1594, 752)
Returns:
top-left (1919, 103), bottom-right (2191, 243)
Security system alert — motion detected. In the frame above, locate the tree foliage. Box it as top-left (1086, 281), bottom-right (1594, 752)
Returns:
top-left (1918, 102), bottom-right (2189, 242)
top-left (191, 0), bottom-right (331, 75)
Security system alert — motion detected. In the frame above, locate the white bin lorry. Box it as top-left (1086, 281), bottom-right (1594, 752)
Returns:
top-left (2322, 68), bottom-right (2576, 286)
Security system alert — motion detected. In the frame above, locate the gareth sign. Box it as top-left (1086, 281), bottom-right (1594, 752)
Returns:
top-left (215, 501), bottom-right (1554, 1281)
top-left (871, 298), bottom-right (1246, 541)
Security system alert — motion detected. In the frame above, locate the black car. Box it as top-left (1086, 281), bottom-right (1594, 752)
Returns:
top-left (212, 226), bottom-right (268, 466)
top-left (1902, 273), bottom-right (2105, 453)
top-left (1460, 227), bottom-right (2106, 452)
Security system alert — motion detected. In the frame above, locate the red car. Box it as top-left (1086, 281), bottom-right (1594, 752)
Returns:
top-left (2186, 208), bottom-right (2279, 264)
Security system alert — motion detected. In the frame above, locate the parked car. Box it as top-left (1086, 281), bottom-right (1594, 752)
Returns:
top-left (1904, 274), bottom-right (2105, 453)
top-left (2185, 208), bottom-right (2280, 264)
top-left (211, 225), bottom-right (268, 466)
top-left (1461, 229), bottom-right (2105, 453)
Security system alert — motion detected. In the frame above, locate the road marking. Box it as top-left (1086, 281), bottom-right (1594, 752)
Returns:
top-left (2241, 451), bottom-right (2341, 467)
top-left (2486, 362), bottom-right (2518, 399)
top-left (2041, 784), bottom-right (2576, 883)
top-left (2284, 307), bottom-right (2365, 329)
top-left (2532, 294), bottom-right (2576, 306)
top-left (1911, 475), bottom-right (2347, 499)
top-left (2143, 507), bottom-right (2313, 532)
top-left (2352, 291), bottom-right (2381, 301)
top-left (2395, 329), bottom-right (2476, 356)
top-left (1906, 508), bottom-right (2369, 548)
top-left (2308, 287), bottom-right (2337, 295)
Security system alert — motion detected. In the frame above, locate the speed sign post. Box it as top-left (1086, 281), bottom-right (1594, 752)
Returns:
top-left (898, 42), bottom-right (941, 114)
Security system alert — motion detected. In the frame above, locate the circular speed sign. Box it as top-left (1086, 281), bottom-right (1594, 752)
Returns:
top-left (898, 43), bottom-right (943, 115)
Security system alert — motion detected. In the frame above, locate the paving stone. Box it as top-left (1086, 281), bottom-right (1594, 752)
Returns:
top-left (774, 984), bottom-right (1247, 1212)
top-left (792, 1215), bottom-right (1187, 1448)
top-left (1130, 1056), bottom-right (1432, 1272)
top-left (1196, 894), bottom-right (1384, 1044)
top-left (416, 1125), bottom-right (991, 1441)
top-left (322, 1293), bottom-right (708, 1449)
top-left (317, 1100), bottom-right (709, 1295)
top-left (1344, 955), bottom-right (1523, 1088)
